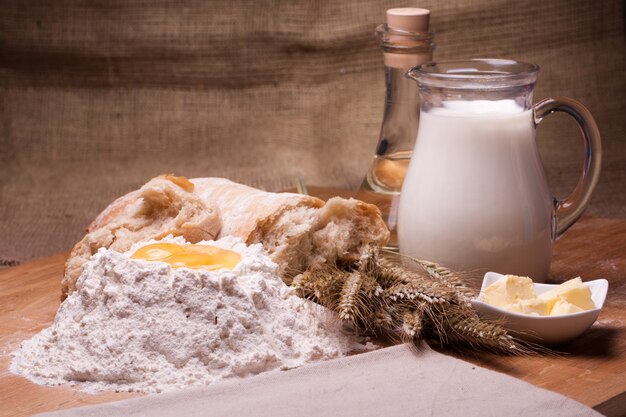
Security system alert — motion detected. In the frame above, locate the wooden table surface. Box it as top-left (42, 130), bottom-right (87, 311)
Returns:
top-left (1, 188), bottom-right (625, 417)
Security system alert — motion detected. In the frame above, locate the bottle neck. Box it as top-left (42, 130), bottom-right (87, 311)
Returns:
top-left (375, 24), bottom-right (434, 157)
top-left (383, 51), bottom-right (433, 69)
top-left (376, 23), bottom-right (435, 68)
top-left (376, 68), bottom-right (419, 157)
top-left (376, 60), bottom-right (429, 157)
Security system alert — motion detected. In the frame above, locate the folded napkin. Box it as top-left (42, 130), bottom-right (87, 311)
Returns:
top-left (36, 344), bottom-right (600, 417)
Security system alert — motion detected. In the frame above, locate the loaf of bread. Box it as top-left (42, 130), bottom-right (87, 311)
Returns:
top-left (62, 176), bottom-right (389, 297)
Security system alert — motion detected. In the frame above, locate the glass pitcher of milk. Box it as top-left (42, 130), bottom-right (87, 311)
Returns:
top-left (398, 59), bottom-right (601, 282)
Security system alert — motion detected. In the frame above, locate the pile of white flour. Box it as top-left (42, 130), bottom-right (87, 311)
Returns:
top-left (11, 237), bottom-right (361, 393)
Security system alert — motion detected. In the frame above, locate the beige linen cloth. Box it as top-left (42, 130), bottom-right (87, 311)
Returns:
top-left (35, 344), bottom-right (600, 417)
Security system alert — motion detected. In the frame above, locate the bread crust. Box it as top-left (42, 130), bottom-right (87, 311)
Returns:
top-left (192, 178), bottom-right (324, 241)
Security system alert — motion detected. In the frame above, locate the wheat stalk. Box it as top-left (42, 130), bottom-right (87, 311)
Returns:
top-left (293, 246), bottom-right (538, 354)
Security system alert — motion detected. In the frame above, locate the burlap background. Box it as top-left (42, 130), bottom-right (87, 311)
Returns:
top-left (1, 0), bottom-right (624, 267)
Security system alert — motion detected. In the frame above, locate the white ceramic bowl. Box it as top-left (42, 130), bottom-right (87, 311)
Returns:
top-left (471, 272), bottom-right (609, 345)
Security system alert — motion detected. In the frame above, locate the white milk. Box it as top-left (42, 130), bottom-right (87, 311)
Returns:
top-left (398, 104), bottom-right (554, 280)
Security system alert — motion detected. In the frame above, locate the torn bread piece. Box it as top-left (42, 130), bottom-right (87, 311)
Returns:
top-left (192, 178), bottom-right (389, 282)
top-left (61, 175), bottom-right (221, 298)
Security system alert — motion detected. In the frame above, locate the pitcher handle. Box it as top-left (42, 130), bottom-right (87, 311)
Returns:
top-left (533, 97), bottom-right (602, 239)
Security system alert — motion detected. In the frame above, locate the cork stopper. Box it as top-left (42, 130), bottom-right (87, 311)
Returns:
top-left (383, 8), bottom-right (432, 69)
top-left (386, 8), bottom-right (430, 32)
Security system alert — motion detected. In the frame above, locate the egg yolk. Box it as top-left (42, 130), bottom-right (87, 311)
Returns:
top-left (131, 243), bottom-right (185, 261)
top-left (130, 243), bottom-right (241, 270)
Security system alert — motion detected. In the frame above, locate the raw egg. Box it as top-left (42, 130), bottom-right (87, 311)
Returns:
top-left (131, 243), bottom-right (241, 270)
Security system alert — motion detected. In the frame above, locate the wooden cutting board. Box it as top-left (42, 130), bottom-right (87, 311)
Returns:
top-left (1, 215), bottom-right (625, 417)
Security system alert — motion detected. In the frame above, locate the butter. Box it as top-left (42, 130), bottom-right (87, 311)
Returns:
top-left (483, 275), bottom-right (536, 307)
top-left (482, 275), bottom-right (596, 316)
top-left (538, 277), bottom-right (596, 312)
top-left (550, 299), bottom-right (585, 316)
top-left (503, 298), bottom-right (549, 316)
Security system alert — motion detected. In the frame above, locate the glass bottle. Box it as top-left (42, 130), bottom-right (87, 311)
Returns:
top-left (355, 8), bottom-right (435, 249)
